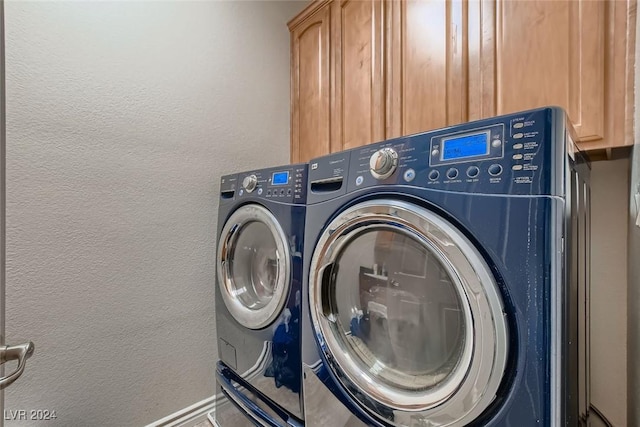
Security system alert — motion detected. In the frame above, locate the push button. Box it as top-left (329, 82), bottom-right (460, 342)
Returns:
top-left (428, 170), bottom-right (440, 181)
top-left (513, 133), bottom-right (524, 139)
top-left (446, 168), bottom-right (459, 179)
top-left (403, 168), bottom-right (416, 182)
top-left (512, 154), bottom-right (523, 160)
top-left (466, 166), bottom-right (480, 178)
top-left (512, 165), bottom-right (523, 171)
top-left (513, 143), bottom-right (524, 150)
top-left (488, 164), bottom-right (503, 176)
top-left (513, 122), bottom-right (524, 129)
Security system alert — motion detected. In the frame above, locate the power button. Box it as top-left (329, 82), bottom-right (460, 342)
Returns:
top-left (403, 169), bottom-right (416, 182)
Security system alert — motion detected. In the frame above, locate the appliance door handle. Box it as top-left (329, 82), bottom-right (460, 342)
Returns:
top-left (0, 342), bottom-right (35, 389)
top-left (318, 262), bottom-right (336, 318)
top-left (217, 362), bottom-right (302, 427)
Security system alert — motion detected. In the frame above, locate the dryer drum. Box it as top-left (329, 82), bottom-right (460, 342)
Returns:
top-left (308, 199), bottom-right (508, 426)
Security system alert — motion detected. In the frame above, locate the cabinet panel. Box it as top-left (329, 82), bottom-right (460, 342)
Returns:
top-left (290, 5), bottom-right (331, 163)
top-left (387, 0), bottom-right (465, 138)
top-left (498, 0), bottom-right (604, 142)
top-left (334, 0), bottom-right (385, 151)
top-left (468, 0), bottom-right (637, 150)
top-left (604, 0), bottom-right (636, 151)
top-left (467, 0), bottom-right (496, 122)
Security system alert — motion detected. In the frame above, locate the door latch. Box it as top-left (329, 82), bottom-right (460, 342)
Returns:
top-left (0, 342), bottom-right (35, 389)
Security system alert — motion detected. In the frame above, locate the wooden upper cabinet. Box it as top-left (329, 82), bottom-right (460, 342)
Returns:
top-left (333, 0), bottom-right (386, 151)
top-left (290, 0), bottom-right (636, 159)
top-left (289, 2), bottom-right (331, 163)
top-left (290, 0), bottom-right (386, 162)
top-left (469, 0), bottom-right (636, 151)
top-left (387, 0), bottom-right (466, 138)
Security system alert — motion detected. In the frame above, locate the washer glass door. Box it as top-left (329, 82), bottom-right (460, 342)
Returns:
top-left (309, 200), bottom-right (508, 426)
top-left (218, 204), bottom-right (290, 330)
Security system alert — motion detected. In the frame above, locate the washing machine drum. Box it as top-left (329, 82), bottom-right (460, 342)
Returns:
top-left (218, 204), bottom-right (290, 330)
top-left (309, 199), bottom-right (509, 426)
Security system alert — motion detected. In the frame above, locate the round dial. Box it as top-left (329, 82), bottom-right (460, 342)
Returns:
top-left (242, 174), bottom-right (258, 193)
top-left (369, 148), bottom-right (399, 180)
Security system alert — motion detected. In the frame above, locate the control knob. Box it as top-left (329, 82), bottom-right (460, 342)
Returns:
top-left (242, 174), bottom-right (258, 193)
top-left (369, 148), bottom-right (398, 180)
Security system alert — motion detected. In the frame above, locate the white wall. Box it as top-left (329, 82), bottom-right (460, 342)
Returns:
top-left (3, 1), bottom-right (304, 425)
top-left (584, 16), bottom-right (640, 427)
top-left (628, 10), bottom-right (640, 426)
top-left (590, 158), bottom-right (629, 426)
top-left (629, 122), bottom-right (640, 427)
top-left (629, 160), bottom-right (640, 426)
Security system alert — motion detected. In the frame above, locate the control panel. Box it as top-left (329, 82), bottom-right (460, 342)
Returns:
top-left (429, 123), bottom-right (505, 167)
top-left (307, 107), bottom-right (570, 199)
top-left (233, 164), bottom-right (308, 204)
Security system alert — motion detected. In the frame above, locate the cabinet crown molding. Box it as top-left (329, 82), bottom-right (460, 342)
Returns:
top-left (287, 0), bottom-right (332, 31)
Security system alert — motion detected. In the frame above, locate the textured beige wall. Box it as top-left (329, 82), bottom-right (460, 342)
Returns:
top-left (2, 2), bottom-right (303, 425)
top-left (627, 8), bottom-right (640, 425)
top-left (591, 158), bottom-right (630, 426)
top-left (628, 124), bottom-right (640, 427)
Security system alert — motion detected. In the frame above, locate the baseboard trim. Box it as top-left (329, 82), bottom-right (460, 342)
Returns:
top-left (206, 411), bottom-right (219, 427)
top-left (145, 346), bottom-right (273, 427)
top-left (146, 394), bottom-right (219, 427)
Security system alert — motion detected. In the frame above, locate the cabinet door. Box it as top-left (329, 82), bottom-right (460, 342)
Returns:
top-left (387, 0), bottom-right (466, 138)
top-left (332, 0), bottom-right (385, 151)
top-left (469, 0), bottom-right (635, 150)
top-left (290, 4), bottom-right (332, 163)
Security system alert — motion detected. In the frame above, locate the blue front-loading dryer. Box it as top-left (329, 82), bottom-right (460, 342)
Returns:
top-left (301, 107), bottom-right (591, 426)
top-left (213, 164), bottom-right (307, 427)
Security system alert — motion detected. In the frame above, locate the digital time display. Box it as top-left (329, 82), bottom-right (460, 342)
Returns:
top-left (441, 132), bottom-right (490, 161)
top-left (271, 171), bottom-right (289, 185)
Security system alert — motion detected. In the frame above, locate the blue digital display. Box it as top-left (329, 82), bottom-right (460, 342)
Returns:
top-left (272, 171), bottom-right (289, 185)
top-left (442, 132), bottom-right (489, 160)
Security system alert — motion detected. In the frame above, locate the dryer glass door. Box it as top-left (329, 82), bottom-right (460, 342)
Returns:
top-left (308, 200), bottom-right (508, 426)
top-left (218, 204), bottom-right (290, 330)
